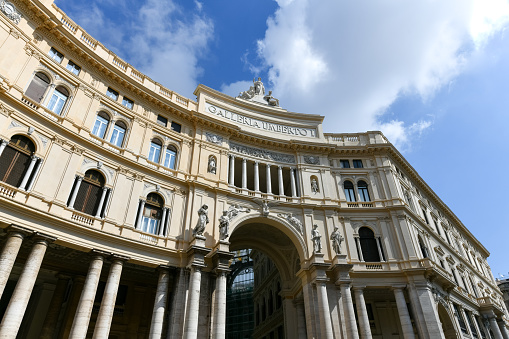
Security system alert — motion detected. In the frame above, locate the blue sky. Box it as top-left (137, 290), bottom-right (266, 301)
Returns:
top-left (55, 0), bottom-right (509, 277)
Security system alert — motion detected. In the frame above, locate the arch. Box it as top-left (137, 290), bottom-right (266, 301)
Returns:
top-left (357, 180), bottom-right (371, 202)
top-left (343, 180), bottom-right (356, 202)
top-left (140, 192), bottom-right (164, 235)
top-left (79, 162), bottom-right (112, 187)
top-left (163, 144), bottom-right (178, 169)
top-left (74, 169), bottom-right (105, 216)
top-left (359, 226), bottom-right (380, 262)
top-left (109, 120), bottom-right (127, 147)
top-left (25, 72), bottom-right (51, 103)
top-left (437, 303), bottom-right (458, 339)
top-left (0, 135), bottom-right (36, 187)
top-left (92, 111), bottom-right (111, 138)
top-left (46, 85), bottom-right (69, 115)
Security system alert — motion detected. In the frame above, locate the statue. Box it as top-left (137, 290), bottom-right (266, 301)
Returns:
top-left (263, 91), bottom-right (279, 107)
top-left (330, 226), bottom-right (344, 254)
top-left (254, 199), bottom-right (278, 217)
top-left (253, 77), bottom-right (265, 95)
top-left (311, 224), bottom-right (322, 253)
top-left (277, 213), bottom-right (303, 234)
top-left (237, 78), bottom-right (280, 107)
top-left (193, 204), bottom-right (209, 236)
top-left (311, 178), bottom-right (319, 193)
top-left (208, 156), bottom-right (216, 174)
top-left (218, 204), bottom-right (251, 240)
top-left (238, 86), bottom-right (255, 100)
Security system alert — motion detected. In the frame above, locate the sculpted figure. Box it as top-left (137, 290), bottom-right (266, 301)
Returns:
top-left (277, 213), bottom-right (303, 234)
top-left (253, 77), bottom-right (265, 95)
top-left (219, 210), bottom-right (230, 240)
top-left (311, 224), bottom-right (322, 253)
top-left (208, 156), bottom-right (217, 174)
top-left (330, 226), bottom-right (344, 254)
top-left (193, 204), bottom-right (209, 236)
top-left (311, 178), bottom-right (319, 193)
top-left (239, 86), bottom-right (255, 100)
top-left (264, 91), bottom-right (279, 107)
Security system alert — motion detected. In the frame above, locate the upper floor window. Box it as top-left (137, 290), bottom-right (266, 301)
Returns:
top-left (73, 170), bottom-right (106, 216)
top-left (0, 135), bottom-right (36, 188)
top-left (344, 180), bottom-right (356, 202)
top-left (25, 72), bottom-right (50, 103)
top-left (358, 227), bottom-right (381, 262)
top-left (48, 47), bottom-right (63, 63)
top-left (46, 86), bottom-right (69, 115)
top-left (339, 160), bottom-right (350, 168)
top-left (66, 60), bottom-right (81, 76)
top-left (122, 97), bottom-right (134, 109)
top-left (92, 112), bottom-right (110, 138)
top-left (358, 180), bottom-right (371, 202)
top-left (418, 235), bottom-right (429, 258)
top-left (353, 159), bottom-right (363, 168)
top-left (157, 115), bottom-right (168, 127)
top-left (421, 208), bottom-right (430, 224)
top-left (106, 87), bottom-right (119, 101)
top-left (171, 121), bottom-right (181, 133)
top-left (148, 139), bottom-right (162, 163)
top-left (163, 145), bottom-right (177, 169)
top-left (141, 193), bottom-right (164, 235)
top-left (109, 121), bottom-right (126, 147)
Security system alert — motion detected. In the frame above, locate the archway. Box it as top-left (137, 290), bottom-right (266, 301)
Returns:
top-left (226, 218), bottom-right (304, 339)
top-left (437, 303), bottom-right (457, 339)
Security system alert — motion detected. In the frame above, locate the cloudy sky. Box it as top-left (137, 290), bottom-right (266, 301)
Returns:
top-left (55, 0), bottom-right (509, 277)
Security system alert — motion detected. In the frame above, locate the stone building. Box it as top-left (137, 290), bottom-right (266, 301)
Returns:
top-left (0, 0), bottom-right (508, 338)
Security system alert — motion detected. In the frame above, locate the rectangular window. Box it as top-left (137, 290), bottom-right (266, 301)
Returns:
top-left (92, 115), bottom-right (109, 139)
top-left (66, 61), bottom-right (81, 75)
top-left (422, 209), bottom-right (429, 224)
top-left (340, 160), bottom-right (350, 168)
top-left (157, 115), bottom-right (168, 127)
top-left (46, 89), bottom-right (68, 115)
top-left (453, 305), bottom-right (468, 334)
top-left (148, 142), bottom-right (161, 163)
top-left (106, 87), bottom-right (119, 101)
top-left (353, 159), bottom-right (363, 168)
top-left (109, 124), bottom-right (125, 147)
top-left (171, 121), bottom-right (181, 133)
top-left (48, 47), bottom-right (64, 63)
top-left (122, 97), bottom-right (134, 109)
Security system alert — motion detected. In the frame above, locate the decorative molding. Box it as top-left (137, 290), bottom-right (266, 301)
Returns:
top-left (38, 63), bottom-right (75, 91)
top-left (230, 142), bottom-right (295, 164)
top-left (8, 119), bottom-right (24, 129)
top-left (0, 1), bottom-right (21, 24)
top-left (205, 132), bottom-right (223, 145)
top-left (304, 155), bottom-right (319, 165)
top-left (276, 213), bottom-right (303, 234)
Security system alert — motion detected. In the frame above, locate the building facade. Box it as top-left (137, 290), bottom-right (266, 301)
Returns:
top-left (0, 1), bottom-right (508, 338)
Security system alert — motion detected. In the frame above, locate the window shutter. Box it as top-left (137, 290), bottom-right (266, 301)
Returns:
top-left (0, 146), bottom-right (30, 187)
top-left (25, 75), bottom-right (50, 103)
top-left (74, 181), bottom-right (102, 216)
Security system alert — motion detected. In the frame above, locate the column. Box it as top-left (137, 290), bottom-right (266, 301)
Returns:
top-left (0, 139), bottom-right (8, 156)
top-left (254, 161), bottom-right (260, 192)
top-left (278, 165), bottom-right (284, 196)
top-left (315, 282), bottom-right (334, 339)
top-left (184, 266), bottom-right (202, 339)
top-left (159, 208), bottom-right (168, 236)
top-left (393, 287), bottom-right (415, 339)
top-left (212, 272), bottom-right (227, 339)
top-left (0, 227), bottom-right (28, 299)
top-left (242, 158), bottom-right (247, 189)
top-left (149, 266), bottom-right (171, 339)
top-left (92, 256), bottom-right (126, 339)
top-left (354, 287), bottom-right (372, 338)
top-left (355, 238), bottom-right (364, 261)
top-left (490, 316), bottom-right (504, 339)
top-left (40, 274), bottom-right (71, 339)
top-left (95, 187), bottom-right (108, 218)
top-left (229, 155), bottom-right (235, 186)
top-left (136, 200), bottom-right (146, 229)
top-left (294, 298), bottom-right (307, 338)
top-left (340, 283), bottom-right (359, 339)
top-left (19, 156), bottom-right (38, 190)
top-left (290, 168), bottom-right (297, 197)
top-left (498, 320), bottom-right (509, 339)
top-left (376, 238), bottom-right (384, 261)
top-left (0, 235), bottom-right (54, 339)
top-left (26, 159), bottom-right (43, 191)
top-left (68, 176), bottom-right (83, 209)
top-left (266, 164), bottom-right (272, 194)
top-left (69, 253), bottom-right (105, 339)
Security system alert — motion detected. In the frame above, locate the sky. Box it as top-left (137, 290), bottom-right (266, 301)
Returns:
top-left (54, 0), bottom-right (509, 278)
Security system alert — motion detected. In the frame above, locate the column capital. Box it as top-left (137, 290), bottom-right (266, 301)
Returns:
top-left (110, 254), bottom-right (130, 262)
top-left (391, 284), bottom-right (407, 291)
top-left (352, 285), bottom-right (367, 292)
top-left (5, 224), bottom-right (33, 237)
top-left (90, 249), bottom-right (110, 258)
top-left (242, 158), bottom-right (247, 163)
top-left (32, 232), bottom-right (57, 244)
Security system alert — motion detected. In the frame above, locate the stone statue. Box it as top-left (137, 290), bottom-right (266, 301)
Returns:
top-left (237, 78), bottom-right (281, 107)
top-left (218, 204), bottom-right (251, 240)
top-left (264, 91), bottom-right (279, 107)
top-left (277, 213), bottom-right (303, 234)
top-left (253, 77), bottom-right (265, 95)
top-left (311, 178), bottom-right (319, 193)
top-left (208, 156), bottom-right (216, 174)
top-left (254, 199), bottom-right (278, 217)
top-left (311, 224), bottom-right (322, 253)
top-left (193, 204), bottom-right (209, 236)
top-left (239, 86), bottom-right (255, 100)
top-left (330, 226), bottom-right (344, 255)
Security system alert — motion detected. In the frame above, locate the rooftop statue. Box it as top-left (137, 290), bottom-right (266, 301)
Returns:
top-left (237, 78), bottom-right (280, 107)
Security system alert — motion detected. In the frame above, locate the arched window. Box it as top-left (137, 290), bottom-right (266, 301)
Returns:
top-left (74, 170), bottom-right (105, 216)
top-left (0, 135), bottom-right (36, 187)
top-left (25, 72), bottom-right (50, 103)
top-left (141, 193), bottom-right (164, 234)
top-left (148, 139), bottom-right (162, 163)
top-left (163, 145), bottom-right (177, 169)
top-left (92, 112), bottom-right (110, 138)
top-left (47, 85), bottom-right (69, 115)
top-left (109, 121), bottom-right (126, 147)
top-left (359, 227), bottom-right (380, 262)
top-left (418, 235), bottom-right (429, 258)
top-left (358, 180), bottom-right (371, 202)
top-left (343, 180), bottom-right (356, 202)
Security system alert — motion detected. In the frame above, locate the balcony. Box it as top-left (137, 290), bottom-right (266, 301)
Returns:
top-left (420, 258), bottom-right (456, 291)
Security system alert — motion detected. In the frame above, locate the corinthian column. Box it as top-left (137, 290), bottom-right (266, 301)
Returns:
top-left (229, 155), bottom-right (235, 186)
top-left (489, 315), bottom-right (504, 339)
top-left (254, 161), bottom-right (260, 192)
top-left (242, 159), bottom-right (247, 189)
top-left (95, 187), bottom-right (108, 218)
top-left (278, 165), bottom-right (284, 196)
top-left (266, 164), bottom-right (272, 194)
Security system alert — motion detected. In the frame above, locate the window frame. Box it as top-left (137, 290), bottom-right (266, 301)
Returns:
top-left (121, 96), bottom-right (134, 109)
top-left (92, 112), bottom-right (110, 139)
top-left (109, 121), bottom-right (126, 147)
top-left (46, 85), bottom-right (69, 116)
top-left (343, 180), bottom-right (356, 202)
top-left (148, 139), bottom-right (162, 163)
top-left (66, 60), bottom-right (81, 76)
top-left (353, 159), bottom-right (363, 168)
top-left (106, 87), bottom-right (119, 101)
top-left (48, 47), bottom-right (64, 63)
top-left (163, 145), bottom-right (177, 169)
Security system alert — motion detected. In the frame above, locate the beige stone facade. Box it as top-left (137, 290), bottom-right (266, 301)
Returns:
top-left (0, 1), bottom-right (508, 338)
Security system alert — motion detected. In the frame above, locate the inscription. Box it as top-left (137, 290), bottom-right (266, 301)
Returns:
top-left (205, 103), bottom-right (316, 138)
top-left (230, 142), bottom-right (295, 163)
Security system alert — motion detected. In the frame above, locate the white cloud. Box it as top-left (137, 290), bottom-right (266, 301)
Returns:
top-left (220, 81), bottom-right (253, 98)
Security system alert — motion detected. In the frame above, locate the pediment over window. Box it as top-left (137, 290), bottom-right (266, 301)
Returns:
top-left (434, 246), bottom-right (445, 256)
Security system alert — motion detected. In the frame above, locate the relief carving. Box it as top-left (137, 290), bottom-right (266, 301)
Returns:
top-left (230, 142), bottom-right (295, 164)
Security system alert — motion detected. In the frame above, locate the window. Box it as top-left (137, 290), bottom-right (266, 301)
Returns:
top-left (358, 180), bottom-right (371, 202)
top-left (353, 159), bottom-right (363, 168)
top-left (339, 160), bottom-right (350, 168)
top-left (421, 209), bottom-right (429, 224)
top-left (157, 115), bottom-right (168, 127)
top-left (121, 97), bottom-right (134, 109)
top-left (92, 112), bottom-right (110, 138)
top-left (46, 86), bottom-right (69, 115)
top-left (163, 145), bottom-right (177, 169)
top-left (418, 236), bottom-right (429, 258)
top-left (148, 139), bottom-right (162, 163)
top-left (109, 121), bottom-right (126, 147)
top-left (171, 121), bottom-right (181, 133)
top-left (141, 193), bottom-right (164, 235)
top-left (359, 227), bottom-right (381, 262)
top-left (0, 135), bottom-right (36, 188)
top-left (25, 72), bottom-right (50, 103)
top-left (48, 47), bottom-right (63, 63)
top-left (344, 181), bottom-right (356, 202)
top-left (453, 304), bottom-right (468, 334)
top-left (106, 87), bottom-right (119, 101)
top-left (66, 61), bottom-right (81, 75)
top-left (73, 170), bottom-right (105, 216)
